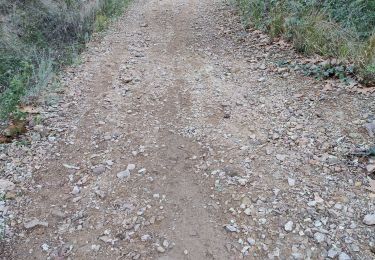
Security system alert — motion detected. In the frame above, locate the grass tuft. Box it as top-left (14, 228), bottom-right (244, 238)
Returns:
top-left (0, 0), bottom-right (130, 120)
top-left (235, 0), bottom-right (375, 86)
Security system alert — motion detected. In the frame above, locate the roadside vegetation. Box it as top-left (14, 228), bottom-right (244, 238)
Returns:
top-left (236, 0), bottom-right (375, 86)
top-left (0, 0), bottom-right (130, 120)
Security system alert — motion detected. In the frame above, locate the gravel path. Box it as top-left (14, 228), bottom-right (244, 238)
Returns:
top-left (1, 0), bottom-right (375, 259)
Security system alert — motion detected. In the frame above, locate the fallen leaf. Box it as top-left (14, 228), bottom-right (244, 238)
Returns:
top-left (322, 83), bottom-right (333, 91)
top-left (314, 193), bottom-right (324, 203)
top-left (19, 105), bottom-right (39, 114)
top-left (0, 135), bottom-right (11, 144)
top-left (4, 120), bottom-right (27, 137)
top-left (355, 86), bottom-right (375, 94)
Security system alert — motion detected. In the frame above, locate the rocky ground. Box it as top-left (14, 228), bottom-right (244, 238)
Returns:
top-left (1, 0), bottom-right (375, 259)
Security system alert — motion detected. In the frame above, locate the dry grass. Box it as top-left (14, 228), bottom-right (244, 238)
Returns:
top-left (0, 0), bottom-right (130, 120)
top-left (236, 0), bottom-right (375, 86)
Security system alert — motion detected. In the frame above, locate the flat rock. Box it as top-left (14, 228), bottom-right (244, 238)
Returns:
top-left (127, 164), bottom-right (136, 170)
top-left (363, 213), bottom-right (375, 225)
top-left (366, 164), bottom-right (375, 173)
top-left (225, 224), bottom-right (237, 232)
top-left (338, 252), bottom-right (351, 260)
top-left (92, 165), bottom-right (106, 175)
top-left (71, 186), bottom-right (80, 195)
top-left (24, 218), bottom-right (49, 229)
top-left (156, 246), bottom-right (165, 253)
top-left (327, 247), bottom-right (339, 258)
top-left (0, 179), bottom-right (15, 192)
top-left (99, 235), bottom-right (114, 243)
top-left (313, 232), bottom-right (326, 243)
top-left (287, 178), bottom-right (296, 186)
top-left (364, 121), bottom-right (375, 137)
top-left (117, 169), bottom-right (130, 179)
top-left (276, 154), bottom-right (286, 161)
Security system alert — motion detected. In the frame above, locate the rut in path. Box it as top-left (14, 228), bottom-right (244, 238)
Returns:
top-left (4, 0), bottom-right (375, 259)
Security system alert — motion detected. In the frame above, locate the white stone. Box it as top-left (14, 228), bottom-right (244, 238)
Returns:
top-left (284, 221), bottom-right (294, 232)
top-left (156, 246), bottom-right (165, 253)
top-left (162, 240), bottom-right (169, 248)
top-left (238, 178), bottom-right (247, 186)
top-left (71, 186), bottom-right (80, 195)
top-left (244, 208), bottom-right (251, 216)
top-left (127, 164), bottom-right (136, 170)
top-left (276, 154), bottom-right (286, 161)
top-left (287, 178), bottom-right (295, 186)
top-left (41, 243), bottom-right (49, 251)
top-left (363, 213), bottom-right (375, 225)
top-left (141, 234), bottom-right (151, 241)
top-left (91, 244), bottom-right (101, 252)
top-left (314, 232), bottom-right (326, 243)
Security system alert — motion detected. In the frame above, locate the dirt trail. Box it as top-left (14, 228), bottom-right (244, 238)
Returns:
top-left (2, 0), bottom-right (375, 259)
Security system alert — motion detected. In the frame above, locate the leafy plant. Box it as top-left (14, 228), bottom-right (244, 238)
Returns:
top-left (0, 61), bottom-right (32, 119)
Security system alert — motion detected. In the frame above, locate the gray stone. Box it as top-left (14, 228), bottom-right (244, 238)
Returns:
top-left (364, 121), bottom-right (375, 137)
top-left (276, 154), bottom-right (286, 161)
top-left (287, 178), bottom-right (296, 186)
top-left (225, 224), bottom-right (237, 232)
top-left (71, 186), bottom-right (80, 195)
top-left (284, 221), bottom-right (294, 232)
top-left (313, 232), bottom-right (326, 243)
top-left (94, 189), bottom-right (106, 199)
top-left (99, 235), bottom-right (114, 243)
top-left (117, 169), bottom-right (130, 179)
top-left (31, 132), bottom-right (41, 141)
top-left (50, 209), bottom-right (66, 219)
top-left (258, 77), bottom-right (265, 82)
top-left (141, 234), bottom-right (151, 241)
top-left (327, 247), bottom-right (339, 258)
top-left (91, 244), bottom-right (101, 252)
top-left (366, 164), bottom-right (375, 173)
top-left (156, 246), bottom-right (165, 253)
top-left (92, 165), bottom-right (106, 175)
top-left (127, 164), bottom-right (136, 170)
top-left (162, 239), bottom-right (169, 248)
top-left (338, 252), bottom-right (351, 260)
top-left (363, 213), bottom-right (375, 225)
top-left (247, 238), bottom-right (255, 245)
top-left (24, 218), bottom-right (48, 229)
top-left (0, 179), bottom-right (15, 192)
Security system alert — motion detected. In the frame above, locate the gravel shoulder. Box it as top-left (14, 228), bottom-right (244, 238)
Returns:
top-left (1, 0), bottom-right (375, 259)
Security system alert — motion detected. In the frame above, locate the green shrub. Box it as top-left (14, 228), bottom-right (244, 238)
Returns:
top-left (0, 61), bottom-right (32, 119)
top-left (236, 0), bottom-right (375, 86)
top-left (0, 0), bottom-right (130, 120)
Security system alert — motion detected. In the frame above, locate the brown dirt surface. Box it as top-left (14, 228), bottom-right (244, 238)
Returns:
top-left (1, 0), bottom-right (375, 259)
